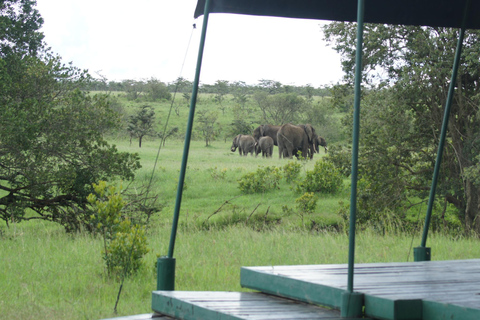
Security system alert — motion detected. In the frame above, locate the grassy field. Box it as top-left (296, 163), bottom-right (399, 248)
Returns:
top-left (2, 135), bottom-right (480, 320)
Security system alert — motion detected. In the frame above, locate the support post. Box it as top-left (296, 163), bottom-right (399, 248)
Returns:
top-left (342, 0), bottom-right (365, 317)
top-left (157, 0), bottom-right (212, 290)
top-left (415, 0), bottom-right (469, 261)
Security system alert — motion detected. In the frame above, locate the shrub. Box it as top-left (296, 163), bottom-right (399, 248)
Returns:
top-left (282, 161), bottom-right (302, 183)
top-left (295, 192), bottom-right (318, 214)
top-left (296, 159), bottom-right (343, 194)
top-left (87, 181), bottom-right (149, 278)
top-left (238, 166), bottom-right (282, 194)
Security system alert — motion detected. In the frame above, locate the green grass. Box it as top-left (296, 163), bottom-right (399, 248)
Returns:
top-left (2, 218), bottom-right (480, 320)
top-left (2, 133), bottom-right (479, 319)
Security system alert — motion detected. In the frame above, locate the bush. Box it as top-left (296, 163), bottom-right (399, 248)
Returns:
top-left (296, 159), bottom-right (343, 194)
top-left (282, 161), bottom-right (302, 183)
top-left (295, 192), bottom-right (318, 214)
top-left (87, 181), bottom-right (149, 278)
top-left (238, 166), bottom-right (282, 194)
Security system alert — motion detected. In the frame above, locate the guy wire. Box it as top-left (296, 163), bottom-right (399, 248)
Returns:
top-left (145, 22), bottom-right (197, 206)
top-left (113, 22), bottom-right (197, 313)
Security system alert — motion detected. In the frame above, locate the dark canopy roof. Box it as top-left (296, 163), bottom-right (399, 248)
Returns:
top-left (194, 0), bottom-right (480, 29)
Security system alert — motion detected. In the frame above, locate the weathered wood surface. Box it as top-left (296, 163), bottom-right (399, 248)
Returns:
top-left (241, 259), bottom-right (480, 320)
top-left (102, 313), bottom-right (173, 320)
top-left (152, 291), bottom-right (368, 320)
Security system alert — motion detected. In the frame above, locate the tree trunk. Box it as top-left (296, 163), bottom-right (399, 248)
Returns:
top-left (139, 135), bottom-right (143, 148)
top-left (464, 180), bottom-right (480, 235)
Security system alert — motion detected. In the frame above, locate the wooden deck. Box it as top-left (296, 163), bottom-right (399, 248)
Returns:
top-left (151, 291), bottom-right (367, 320)
top-left (240, 259), bottom-right (480, 320)
top-left (150, 259), bottom-right (480, 320)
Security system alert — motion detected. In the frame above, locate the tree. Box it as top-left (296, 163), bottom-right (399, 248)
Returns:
top-left (144, 77), bottom-right (171, 101)
top-left (196, 110), bottom-right (219, 146)
top-left (122, 79), bottom-right (143, 100)
top-left (231, 81), bottom-right (249, 109)
top-left (213, 80), bottom-right (229, 112)
top-left (258, 79), bottom-right (283, 94)
top-left (324, 23), bottom-right (480, 233)
top-left (0, 0), bottom-right (141, 231)
top-left (253, 92), bottom-right (306, 125)
top-left (127, 105), bottom-right (157, 147)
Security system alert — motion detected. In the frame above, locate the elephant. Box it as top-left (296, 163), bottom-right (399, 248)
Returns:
top-left (231, 134), bottom-right (255, 156)
top-left (255, 136), bottom-right (274, 158)
top-left (277, 123), bottom-right (316, 159)
top-left (252, 124), bottom-right (282, 146)
top-left (314, 136), bottom-right (328, 153)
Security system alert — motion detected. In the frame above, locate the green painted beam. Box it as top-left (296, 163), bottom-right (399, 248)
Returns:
top-left (423, 300), bottom-right (480, 320)
top-left (417, 0), bottom-right (471, 260)
top-left (364, 295), bottom-right (422, 320)
top-left (240, 267), bottom-right (344, 309)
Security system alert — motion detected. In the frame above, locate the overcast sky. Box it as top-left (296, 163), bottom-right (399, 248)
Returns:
top-left (36, 0), bottom-right (344, 87)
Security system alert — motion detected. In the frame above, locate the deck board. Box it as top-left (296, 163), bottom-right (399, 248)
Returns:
top-left (241, 259), bottom-right (480, 320)
top-left (151, 291), bottom-right (368, 320)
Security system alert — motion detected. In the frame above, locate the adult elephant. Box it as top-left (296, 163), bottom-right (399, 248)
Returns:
top-left (255, 136), bottom-right (274, 158)
top-left (277, 123), bottom-right (316, 159)
top-left (231, 134), bottom-right (255, 156)
top-left (252, 124), bottom-right (281, 146)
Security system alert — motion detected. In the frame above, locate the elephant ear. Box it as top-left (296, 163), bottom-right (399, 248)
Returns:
top-left (260, 125), bottom-right (266, 136)
top-left (304, 124), bottom-right (315, 142)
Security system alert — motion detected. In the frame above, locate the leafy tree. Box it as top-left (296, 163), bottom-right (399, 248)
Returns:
top-left (127, 105), bottom-right (157, 147)
top-left (213, 80), bottom-right (229, 110)
top-left (258, 79), bottom-right (283, 94)
top-left (169, 77), bottom-right (192, 93)
top-left (253, 92), bottom-right (306, 125)
top-left (122, 79), bottom-right (143, 100)
top-left (231, 81), bottom-right (249, 109)
top-left (144, 77), bottom-right (171, 101)
top-left (324, 23), bottom-right (480, 233)
top-left (196, 110), bottom-right (219, 146)
top-left (0, 0), bottom-right (141, 231)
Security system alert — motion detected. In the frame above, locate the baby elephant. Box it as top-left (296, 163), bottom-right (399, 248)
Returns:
top-left (231, 134), bottom-right (255, 156)
top-left (255, 136), bottom-right (274, 158)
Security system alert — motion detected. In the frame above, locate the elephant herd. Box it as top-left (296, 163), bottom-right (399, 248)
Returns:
top-left (230, 124), bottom-right (327, 159)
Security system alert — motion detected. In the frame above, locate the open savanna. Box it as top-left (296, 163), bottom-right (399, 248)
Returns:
top-left (2, 136), bottom-right (480, 320)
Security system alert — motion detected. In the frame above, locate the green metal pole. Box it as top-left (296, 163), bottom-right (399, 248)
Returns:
top-left (341, 0), bottom-right (365, 317)
top-left (415, 0), bottom-right (469, 262)
top-left (157, 0), bottom-right (212, 290)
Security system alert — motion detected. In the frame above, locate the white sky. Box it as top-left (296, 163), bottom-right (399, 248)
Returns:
top-left (36, 0), bottom-right (344, 87)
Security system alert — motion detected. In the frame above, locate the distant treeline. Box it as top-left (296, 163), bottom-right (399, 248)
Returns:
top-left (86, 77), bottom-right (331, 97)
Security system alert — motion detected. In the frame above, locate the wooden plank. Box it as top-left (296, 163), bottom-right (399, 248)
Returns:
top-left (101, 313), bottom-right (173, 320)
top-left (241, 259), bottom-right (480, 320)
top-left (151, 291), bottom-right (369, 320)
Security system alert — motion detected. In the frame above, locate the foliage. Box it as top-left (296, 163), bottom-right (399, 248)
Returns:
top-left (87, 181), bottom-right (148, 278)
top-left (127, 105), bottom-right (157, 148)
top-left (0, 0), bottom-right (142, 231)
top-left (144, 77), bottom-right (171, 101)
top-left (324, 22), bottom-right (480, 234)
top-left (196, 109), bottom-right (219, 146)
top-left (253, 91), bottom-right (306, 125)
top-left (208, 166), bottom-right (227, 181)
top-left (122, 79), bottom-right (143, 101)
top-left (282, 161), bottom-right (303, 183)
top-left (325, 144), bottom-right (352, 177)
top-left (238, 166), bottom-right (282, 194)
top-left (296, 159), bottom-right (343, 194)
top-left (213, 80), bottom-right (229, 107)
top-left (295, 192), bottom-right (318, 215)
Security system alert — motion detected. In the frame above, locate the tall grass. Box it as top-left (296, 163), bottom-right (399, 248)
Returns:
top-left (2, 133), bottom-right (479, 319)
top-left (2, 218), bottom-right (480, 320)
